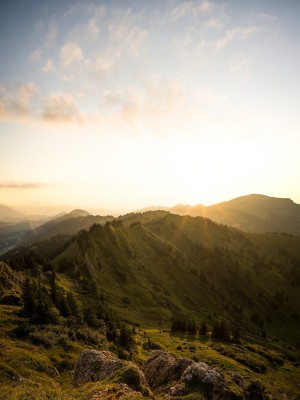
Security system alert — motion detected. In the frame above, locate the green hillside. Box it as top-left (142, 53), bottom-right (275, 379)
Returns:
top-left (3, 211), bottom-right (300, 345)
top-left (1, 211), bottom-right (300, 399)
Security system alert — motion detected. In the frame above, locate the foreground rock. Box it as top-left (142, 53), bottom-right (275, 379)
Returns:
top-left (181, 362), bottom-right (225, 388)
top-left (72, 350), bottom-right (123, 387)
top-left (72, 349), bottom-right (150, 396)
top-left (72, 349), bottom-right (267, 400)
top-left (142, 352), bottom-right (256, 399)
top-left (142, 350), bottom-right (193, 390)
top-left (181, 362), bottom-right (245, 399)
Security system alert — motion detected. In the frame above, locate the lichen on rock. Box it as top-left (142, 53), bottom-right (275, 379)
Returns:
top-left (72, 349), bottom-right (151, 397)
top-left (142, 350), bottom-right (193, 390)
top-left (72, 350), bottom-right (123, 387)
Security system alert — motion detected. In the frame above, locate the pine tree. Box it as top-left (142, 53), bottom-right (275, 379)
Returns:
top-left (83, 303), bottom-right (99, 328)
top-left (188, 319), bottom-right (197, 335)
top-left (199, 320), bottom-right (208, 335)
top-left (21, 277), bottom-right (35, 317)
top-left (211, 319), bottom-right (230, 340)
top-left (50, 270), bottom-right (58, 305)
top-left (118, 324), bottom-right (135, 353)
top-left (66, 292), bottom-right (83, 324)
top-left (58, 293), bottom-right (71, 318)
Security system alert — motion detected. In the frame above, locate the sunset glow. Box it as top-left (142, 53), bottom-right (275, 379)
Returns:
top-left (1, 0), bottom-right (300, 214)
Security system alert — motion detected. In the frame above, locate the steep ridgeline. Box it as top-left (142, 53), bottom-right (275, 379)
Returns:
top-left (0, 209), bottom-right (115, 255)
top-left (169, 194), bottom-right (300, 236)
top-left (20, 209), bottom-right (115, 244)
top-left (3, 211), bottom-right (300, 346)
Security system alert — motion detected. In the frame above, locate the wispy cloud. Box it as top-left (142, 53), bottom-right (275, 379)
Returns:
top-left (0, 98), bottom-right (10, 120)
top-left (103, 78), bottom-right (186, 126)
top-left (257, 13), bottom-right (278, 23)
top-left (108, 23), bottom-right (147, 56)
top-left (0, 182), bottom-right (46, 189)
top-left (28, 49), bottom-right (42, 63)
top-left (42, 58), bottom-right (54, 73)
top-left (0, 84), bottom-right (83, 126)
top-left (42, 92), bottom-right (81, 123)
top-left (203, 18), bottom-right (223, 29)
top-left (95, 56), bottom-right (115, 73)
top-left (0, 82), bottom-right (39, 121)
top-left (44, 23), bottom-right (59, 48)
top-left (215, 26), bottom-right (260, 51)
top-left (16, 83), bottom-right (38, 113)
top-left (228, 55), bottom-right (250, 79)
top-left (87, 18), bottom-right (100, 39)
top-left (60, 40), bottom-right (83, 67)
top-left (171, 0), bottom-right (215, 21)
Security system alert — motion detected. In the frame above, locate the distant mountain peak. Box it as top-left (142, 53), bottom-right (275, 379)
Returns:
top-left (68, 209), bottom-right (91, 217)
top-left (0, 204), bottom-right (24, 222)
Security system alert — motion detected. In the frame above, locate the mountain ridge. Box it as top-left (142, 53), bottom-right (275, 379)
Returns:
top-left (149, 194), bottom-right (300, 236)
top-left (3, 210), bottom-right (300, 345)
top-left (1, 194), bottom-right (300, 257)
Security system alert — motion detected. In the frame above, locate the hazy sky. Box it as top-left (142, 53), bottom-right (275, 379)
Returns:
top-left (0, 0), bottom-right (299, 213)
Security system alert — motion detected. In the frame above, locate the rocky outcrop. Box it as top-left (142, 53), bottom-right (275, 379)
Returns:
top-left (181, 362), bottom-right (224, 388)
top-left (181, 362), bottom-right (246, 400)
top-left (72, 349), bottom-right (266, 400)
top-left (142, 350), bottom-right (192, 390)
top-left (111, 361), bottom-right (150, 396)
top-left (72, 349), bottom-right (150, 396)
top-left (72, 350), bottom-right (123, 387)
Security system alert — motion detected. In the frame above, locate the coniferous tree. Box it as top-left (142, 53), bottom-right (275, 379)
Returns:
top-left (57, 292), bottom-right (71, 318)
top-left (199, 320), bottom-right (208, 335)
top-left (118, 324), bottom-right (135, 353)
top-left (106, 317), bottom-right (118, 341)
top-left (211, 319), bottom-right (230, 341)
top-left (50, 270), bottom-right (58, 305)
top-left (66, 292), bottom-right (83, 324)
top-left (188, 319), bottom-right (197, 335)
top-left (83, 303), bottom-right (99, 328)
top-left (21, 277), bottom-right (35, 317)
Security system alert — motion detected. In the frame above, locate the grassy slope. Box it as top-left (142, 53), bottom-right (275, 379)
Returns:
top-left (0, 303), bottom-right (299, 400)
top-left (145, 329), bottom-right (300, 400)
top-left (49, 213), bottom-right (300, 346)
top-left (1, 211), bottom-right (300, 399)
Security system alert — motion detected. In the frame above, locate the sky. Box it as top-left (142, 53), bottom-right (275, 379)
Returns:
top-left (0, 0), bottom-right (300, 214)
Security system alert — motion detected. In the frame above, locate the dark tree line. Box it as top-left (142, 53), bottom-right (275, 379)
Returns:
top-left (19, 271), bottom-right (136, 356)
top-left (171, 316), bottom-right (240, 342)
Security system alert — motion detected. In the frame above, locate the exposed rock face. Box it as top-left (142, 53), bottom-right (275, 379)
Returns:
top-left (111, 361), bottom-right (150, 396)
top-left (142, 350), bottom-right (192, 390)
top-left (72, 349), bottom-right (265, 400)
top-left (72, 349), bottom-right (150, 396)
top-left (181, 362), bottom-right (225, 389)
top-left (181, 362), bottom-right (246, 400)
top-left (72, 350), bottom-right (122, 387)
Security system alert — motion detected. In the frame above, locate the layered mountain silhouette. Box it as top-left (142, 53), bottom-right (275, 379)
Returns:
top-left (144, 194), bottom-right (300, 236)
top-left (0, 204), bottom-right (25, 222)
top-left (0, 209), bottom-right (114, 254)
top-left (1, 194), bottom-right (300, 256)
